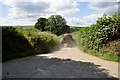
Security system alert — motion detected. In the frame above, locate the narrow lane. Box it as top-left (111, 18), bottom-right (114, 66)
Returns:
top-left (2, 47), bottom-right (118, 78)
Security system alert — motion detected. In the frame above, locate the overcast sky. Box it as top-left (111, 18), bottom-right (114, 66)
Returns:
top-left (0, 0), bottom-right (119, 27)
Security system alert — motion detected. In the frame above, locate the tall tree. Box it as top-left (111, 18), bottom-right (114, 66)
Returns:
top-left (35, 17), bottom-right (46, 31)
top-left (47, 15), bottom-right (70, 35)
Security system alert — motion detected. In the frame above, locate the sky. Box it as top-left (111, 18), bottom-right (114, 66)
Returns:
top-left (0, 0), bottom-right (119, 27)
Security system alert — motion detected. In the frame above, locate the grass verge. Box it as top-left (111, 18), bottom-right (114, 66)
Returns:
top-left (78, 45), bottom-right (120, 62)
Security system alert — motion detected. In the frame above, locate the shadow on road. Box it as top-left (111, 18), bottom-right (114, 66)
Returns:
top-left (2, 56), bottom-right (117, 78)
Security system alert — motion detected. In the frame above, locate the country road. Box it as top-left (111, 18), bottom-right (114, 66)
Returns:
top-left (2, 47), bottom-right (119, 78)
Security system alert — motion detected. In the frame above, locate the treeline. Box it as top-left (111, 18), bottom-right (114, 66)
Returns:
top-left (72, 13), bottom-right (120, 61)
top-left (35, 15), bottom-right (70, 35)
top-left (34, 15), bottom-right (82, 35)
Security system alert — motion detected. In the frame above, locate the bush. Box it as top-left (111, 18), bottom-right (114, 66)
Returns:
top-left (16, 27), bottom-right (60, 53)
top-left (2, 27), bottom-right (60, 62)
top-left (72, 14), bottom-right (120, 51)
top-left (107, 40), bottom-right (120, 55)
top-left (2, 26), bottom-right (35, 62)
top-left (28, 32), bottom-right (60, 53)
top-left (72, 13), bottom-right (120, 61)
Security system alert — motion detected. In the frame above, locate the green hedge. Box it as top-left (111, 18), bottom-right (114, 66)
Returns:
top-left (2, 27), bottom-right (60, 62)
top-left (2, 27), bottom-right (35, 62)
top-left (28, 32), bottom-right (60, 53)
top-left (17, 27), bottom-right (60, 53)
top-left (72, 14), bottom-right (120, 61)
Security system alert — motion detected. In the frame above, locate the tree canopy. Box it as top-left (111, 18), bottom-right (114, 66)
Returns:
top-left (35, 17), bottom-right (47, 31)
top-left (35, 15), bottom-right (70, 35)
top-left (47, 15), bottom-right (70, 35)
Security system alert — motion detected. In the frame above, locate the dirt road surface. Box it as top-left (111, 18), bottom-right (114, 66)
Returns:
top-left (2, 47), bottom-right (119, 78)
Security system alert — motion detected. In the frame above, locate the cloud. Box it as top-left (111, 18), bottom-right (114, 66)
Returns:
top-left (0, 0), bottom-right (119, 26)
top-left (83, 13), bottom-right (103, 23)
top-left (1, 0), bottom-right (80, 17)
top-left (78, 0), bottom-right (118, 2)
top-left (0, 0), bottom-right (80, 26)
top-left (67, 17), bottom-right (84, 27)
top-left (1, 0), bottom-right (117, 2)
top-left (12, 2), bottom-right (50, 13)
top-left (67, 13), bottom-right (103, 27)
top-left (0, 17), bottom-right (35, 26)
top-left (89, 2), bottom-right (114, 9)
top-left (89, 2), bottom-right (119, 15)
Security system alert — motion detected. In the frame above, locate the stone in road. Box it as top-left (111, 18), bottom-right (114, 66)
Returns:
top-left (2, 47), bottom-right (118, 78)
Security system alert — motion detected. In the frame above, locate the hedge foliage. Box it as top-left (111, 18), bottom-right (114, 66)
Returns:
top-left (17, 27), bottom-right (60, 53)
top-left (2, 27), bottom-right (35, 62)
top-left (2, 27), bottom-right (60, 62)
top-left (72, 14), bottom-right (120, 57)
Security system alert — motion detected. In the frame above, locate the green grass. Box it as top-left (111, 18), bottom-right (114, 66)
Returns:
top-left (90, 50), bottom-right (119, 62)
top-left (78, 45), bottom-right (120, 62)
